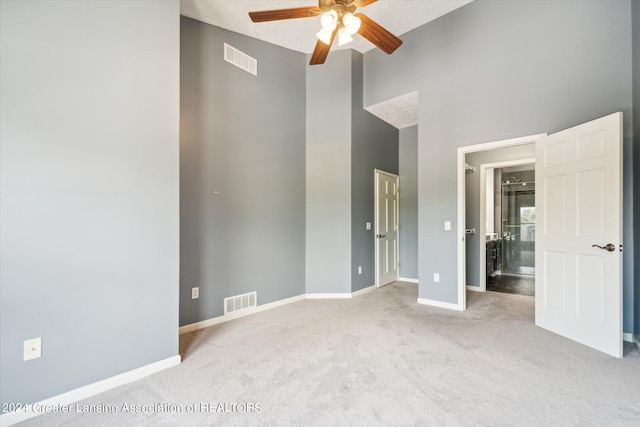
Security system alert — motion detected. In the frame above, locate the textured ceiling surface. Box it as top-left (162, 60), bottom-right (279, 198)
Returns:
top-left (365, 91), bottom-right (418, 129)
top-left (181, 0), bottom-right (472, 54)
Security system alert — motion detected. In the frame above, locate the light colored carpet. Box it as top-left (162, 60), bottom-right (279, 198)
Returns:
top-left (18, 282), bottom-right (640, 426)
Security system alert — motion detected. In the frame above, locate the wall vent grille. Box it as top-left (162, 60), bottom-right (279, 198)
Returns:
top-left (224, 291), bottom-right (257, 315)
top-left (224, 43), bottom-right (257, 76)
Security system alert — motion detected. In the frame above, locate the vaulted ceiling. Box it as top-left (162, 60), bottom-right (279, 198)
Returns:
top-left (181, 1), bottom-right (473, 129)
top-left (181, 0), bottom-right (472, 54)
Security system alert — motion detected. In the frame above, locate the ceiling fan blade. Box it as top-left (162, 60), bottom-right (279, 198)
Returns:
top-left (249, 6), bottom-right (322, 23)
top-left (354, 0), bottom-right (378, 7)
top-left (309, 29), bottom-right (337, 65)
top-left (355, 13), bottom-right (403, 55)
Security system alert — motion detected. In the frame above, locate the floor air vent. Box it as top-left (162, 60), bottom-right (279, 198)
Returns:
top-left (224, 43), bottom-right (257, 76)
top-left (224, 291), bottom-right (257, 315)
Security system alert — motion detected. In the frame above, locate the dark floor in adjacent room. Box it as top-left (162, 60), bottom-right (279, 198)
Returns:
top-left (487, 274), bottom-right (535, 296)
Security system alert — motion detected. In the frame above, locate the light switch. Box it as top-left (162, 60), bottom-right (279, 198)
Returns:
top-left (444, 221), bottom-right (451, 231)
top-left (366, 222), bottom-right (371, 230)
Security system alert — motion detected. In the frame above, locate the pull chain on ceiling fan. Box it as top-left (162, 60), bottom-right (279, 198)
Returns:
top-left (249, 0), bottom-right (403, 65)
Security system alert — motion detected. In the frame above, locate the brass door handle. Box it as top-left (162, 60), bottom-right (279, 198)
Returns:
top-left (592, 243), bottom-right (615, 252)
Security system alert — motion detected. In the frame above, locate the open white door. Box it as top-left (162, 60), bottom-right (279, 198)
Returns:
top-left (535, 112), bottom-right (623, 357)
top-left (375, 170), bottom-right (399, 287)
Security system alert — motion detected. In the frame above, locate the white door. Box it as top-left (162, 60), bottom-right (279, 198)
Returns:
top-left (535, 112), bottom-right (622, 357)
top-left (375, 170), bottom-right (399, 287)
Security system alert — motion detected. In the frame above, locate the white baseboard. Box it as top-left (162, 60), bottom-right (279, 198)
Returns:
top-left (0, 355), bottom-right (180, 427)
top-left (306, 293), bottom-right (352, 299)
top-left (180, 288), bottom-right (378, 335)
top-left (417, 297), bottom-right (464, 311)
top-left (179, 294), bottom-right (306, 334)
top-left (624, 333), bottom-right (640, 353)
top-left (466, 285), bottom-right (484, 292)
top-left (351, 284), bottom-right (376, 297)
top-left (398, 277), bottom-right (419, 283)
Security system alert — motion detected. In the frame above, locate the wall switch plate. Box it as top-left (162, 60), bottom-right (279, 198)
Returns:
top-left (358, 266), bottom-right (362, 275)
top-left (444, 221), bottom-right (451, 231)
top-left (366, 222), bottom-right (371, 230)
top-left (24, 338), bottom-right (42, 361)
top-left (192, 287), bottom-right (199, 299)
top-left (433, 273), bottom-right (440, 283)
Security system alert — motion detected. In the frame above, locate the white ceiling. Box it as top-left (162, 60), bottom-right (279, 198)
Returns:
top-left (180, 0), bottom-right (472, 129)
top-left (180, 0), bottom-right (472, 55)
top-left (365, 91), bottom-right (418, 129)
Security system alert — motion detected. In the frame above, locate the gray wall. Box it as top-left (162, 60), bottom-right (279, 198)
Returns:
top-left (351, 52), bottom-right (399, 292)
top-left (633, 0), bottom-right (640, 338)
top-left (306, 51), bottom-right (353, 294)
top-left (363, 0), bottom-right (635, 331)
top-left (180, 17), bottom-right (306, 324)
top-left (0, 0), bottom-right (180, 405)
top-left (465, 144), bottom-right (535, 287)
top-left (399, 126), bottom-right (419, 279)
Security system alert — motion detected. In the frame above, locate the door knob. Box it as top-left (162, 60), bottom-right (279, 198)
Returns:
top-left (592, 243), bottom-right (615, 252)
top-left (377, 234), bottom-right (386, 238)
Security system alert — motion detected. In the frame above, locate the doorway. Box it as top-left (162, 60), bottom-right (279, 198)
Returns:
top-left (374, 169), bottom-right (399, 287)
top-left (487, 164), bottom-right (535, 296)
top-left (457, 112), bottom-right (623, 357)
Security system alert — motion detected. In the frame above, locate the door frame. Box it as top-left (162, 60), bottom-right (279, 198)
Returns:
top-left (474, 158), bottom-right (535, 292)
top-left (457, 134), bottom-right (546, 309)
top-left (374, 169), bottom-right (400, 287)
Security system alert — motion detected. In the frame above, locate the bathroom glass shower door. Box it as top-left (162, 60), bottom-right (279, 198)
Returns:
top-left (501, 178), bottom-right (535, 276)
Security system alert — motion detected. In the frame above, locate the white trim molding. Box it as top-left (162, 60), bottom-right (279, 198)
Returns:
top-left (351, 284), bottom-right (376, 297)
top-left (398, 277), bottom-right (419, 283)
top-left (622, 332), bottom-right (637, 343)
top-left (466, 285), bottom-right (484, 292)
top-left (179, 294), bottom-right (305, 334)
top-left (180, 288), bottom-right (378, 335)
top-left (622, 333), bottom-right (640, 353)
top-left (417, 298), bottom-right (464, 311)
top-left (306, 293), bottom-right (352, 299)
top-left (0, 355), bottom-right (181, 427)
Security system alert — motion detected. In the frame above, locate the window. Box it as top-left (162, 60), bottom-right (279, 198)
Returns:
top-left (520, 207), bottom-right (535, 241)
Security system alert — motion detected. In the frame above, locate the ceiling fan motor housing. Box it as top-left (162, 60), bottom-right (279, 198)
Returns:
top-left (320, 0), bottom-right (357, 17)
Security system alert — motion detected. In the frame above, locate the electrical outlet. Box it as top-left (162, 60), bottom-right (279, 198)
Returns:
top-left (433, 273), bottom-right (440, 283)
top-left (192, 287), bottom-right (199, 299)
top-left (366, 222), bottom-right (371, 230)
top-left (358, 266), bottom-right (362, 275)
top-left (24, 338), bottom-right (42, 361)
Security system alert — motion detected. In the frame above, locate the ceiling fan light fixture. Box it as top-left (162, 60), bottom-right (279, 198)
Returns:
top-left (320, 10), bottom-right (338, 31)
top-left (342, 12), bottom-right (361, 35)
top-left (316, 28), bottom-right (334, 45)
top-left (337, 27), bottom-right (353, 46)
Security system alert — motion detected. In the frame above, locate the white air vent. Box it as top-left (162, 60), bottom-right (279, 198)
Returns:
top-left (224, 43), bottom-right (257, 76)
top-left (224, 291), bottom-right (257, 315)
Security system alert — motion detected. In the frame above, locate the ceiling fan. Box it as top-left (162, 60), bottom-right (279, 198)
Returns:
top-left (249, 0), bottom-right (403, 65)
